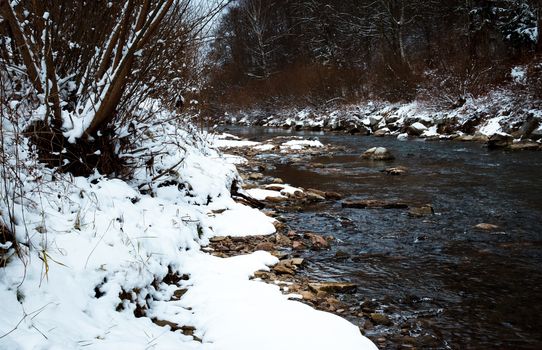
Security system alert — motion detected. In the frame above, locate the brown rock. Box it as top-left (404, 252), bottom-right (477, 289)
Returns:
top-left (384, 166), bottom-right (408, 175)
top-left (408, 204), bottom-right (434, 217)
top-left (209, 236), bottom-right (227, 243)
top-left (306, 188), bottom-right (326, 197)
top-left (300, 291), bottom-right (317, 302)
top-left (508, 142), bottom-right (540, 151)
top-left (266, 196), bottom-right (287, 203)
top-left (487, 133), bottom-right (513, 150)
top-left (305, 232), bottom-right (330, 249)
top-left (292, 240), bottom-right (305, 250)
top-left (308, 282), bottom-right (357, 294)
top-left (273, 262), bottom-right (295, 275)
top-left (171, 289), bottom-right (188, 300)
top-left (324, 191), bottom-right (343, 200)
top-left (305, 190), bottom-right (326, 202)
top-left (248, 172), bottom-right (264, 180)
top-left (255, 242), bottom-right (275, 251)
top-left (275, 233), bottom-right (292, 246)
top-left (474, 223), bottom-right (499, 231)
top-left (370, 313), bottom-right (393, 326)
top-left (253, 270), bottom-right (271, 279)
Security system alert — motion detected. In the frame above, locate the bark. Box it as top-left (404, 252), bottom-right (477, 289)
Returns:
top-left (0, 0), bottom-right (43, 94)
top-left (85, 0), bottom-right (174, 137)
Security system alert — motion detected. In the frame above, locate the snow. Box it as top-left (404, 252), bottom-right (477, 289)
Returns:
top-left (479, 116), bottom-right (505, 136)
top-left (264, 184), bottom-right (303, 197)
top-left (511, 66), bottom-right (527, 84)
top-left (213, 139), bottom-right (261, 148)
top-left (207, 203), bottom-right (276, 237)
top-left (0, 107), bottom-right (375, 349)
top-left (253, 144), bottom-right (275, 151)
top-left (280, 139), bottom-right (324, 151)
top-left (245, 188), bottom-right (284, 200)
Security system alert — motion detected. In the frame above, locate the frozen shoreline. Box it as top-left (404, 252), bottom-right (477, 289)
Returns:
top-left (0, 116), bottom-right (376, 349)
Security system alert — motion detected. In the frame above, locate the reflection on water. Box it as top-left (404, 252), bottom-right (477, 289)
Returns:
top-left (221, 126), bottom-right (542, 349)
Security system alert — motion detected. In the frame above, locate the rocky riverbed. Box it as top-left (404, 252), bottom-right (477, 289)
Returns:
top-left (207, 128), bottom-right (542, 349)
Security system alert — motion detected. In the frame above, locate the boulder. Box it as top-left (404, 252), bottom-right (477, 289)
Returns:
top-left (248, 172), bottom-right (264, 180)
top-left (324, 191), bottom-right (343, 200)
top-left (373, 128), bottom-right (390, 137)
top-left (369, 115), bottom-right (383, 126)
top-left (408, 204), bottom-right (434, 217)
top-left (511, 116), bottom-right (539, 139)
top-left (407, 122), bottom-right (428, 136)
top-left (508, 142), bottom-right (540, 151)
top-left (487, 133), bottom-right (513, 150)
top-left (361, 147), bottom-right (394, 161)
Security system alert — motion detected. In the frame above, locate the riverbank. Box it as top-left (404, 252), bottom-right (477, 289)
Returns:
top-left (0, 112), bottom-right (376, 349)
top-left (217, 90), bottom-right (542, 152)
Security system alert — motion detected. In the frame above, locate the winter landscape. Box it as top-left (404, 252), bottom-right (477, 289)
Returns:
top-left (1, 1), bottom-right (541, 349)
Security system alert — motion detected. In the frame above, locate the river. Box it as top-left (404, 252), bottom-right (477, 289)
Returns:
top-left (221, 126), bottom-right (542, 349)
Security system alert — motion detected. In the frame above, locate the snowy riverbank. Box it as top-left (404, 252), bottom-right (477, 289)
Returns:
top-left (219, 90), bottom-right (542, 150)
top-left (0, 110), bottom-right (376, 349)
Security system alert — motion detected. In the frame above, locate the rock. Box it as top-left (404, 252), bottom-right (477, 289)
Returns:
top-left (370, 313), bottom-right (393, 326)
top-left (266, 196), bottom-right (287, 203)
top-left (275, 233), bottom-right (292, 246)
top-left (306, 188), bottom-right (326, 197)
top-left (255, 242), bottom-right (275, 251)
top-left (209, 236), bottom-right (227, 243)
top-left (408, 204), bottom-right (434, 217)
top-left (292, 240), bottom-right (305, 250)
top-left (324, 191), bottom-right (343, 200)
top-left (474, 223), bottom-right (499, 231)
top-left (290, 258), bottom-right (304, 266)
top-left (273, 262), bottom-right (295, 275)
top-left (272, 178), bottom-right (284, 184)
top-left (305, 232), bottom-right (330, 249)
top-left (383, 166), bottom-right (408, 175)
top-left (373, 128), bottom-right (390, 137)
top-left (273, 221), bottom-right (287, 231)
top-left (305, 189), bottom-right (326, 202)
top-left (511, 116), bottom-right (539, 139)
top-left (171, 288), bottom-right (188, 300)
top-left (455, 134), bottom-right (489, 142)
top-left (308, 282), bottom-right (357, 294)
top-left (300, 291), bottom-right (317, 302)
top-left (342, 199), bottom-right (408, 209)
top-left (369, 115), bottom-right (383, 126)
top-left (361, 147), bottom-right (394, 161)
top-left (487, 133), bottom-right (513, 150)
top-left (253, 270), bottom-right (271, 279)
top-left (153, 319), bottom-right (181, 331)
top-left (531, 126), bottom-right (542, 140)
top-left (407, 122), bottom-right (428, 136)
top-left (248, 172), bottom-right (264, 180)
top-left (508, 142), bottom-right (540, 151)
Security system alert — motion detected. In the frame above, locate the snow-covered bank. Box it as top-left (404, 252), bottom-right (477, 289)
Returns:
top-left (219, 89), bottom-right (542, 148)
top-left (0, 111), bottom-right (376, 349)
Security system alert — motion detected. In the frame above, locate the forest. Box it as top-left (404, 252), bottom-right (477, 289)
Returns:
top-left (205, 0), bottom-right (541, 112)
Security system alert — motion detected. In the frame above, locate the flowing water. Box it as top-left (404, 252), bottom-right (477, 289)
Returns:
top-left (222, 126), bottom-right (542, 349)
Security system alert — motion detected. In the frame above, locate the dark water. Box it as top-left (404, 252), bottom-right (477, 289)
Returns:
top-left (222, 126), bottom-right (542, 349)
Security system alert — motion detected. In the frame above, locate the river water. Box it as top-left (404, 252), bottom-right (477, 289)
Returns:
top-left (222, 126), bottom-right (542, 349)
